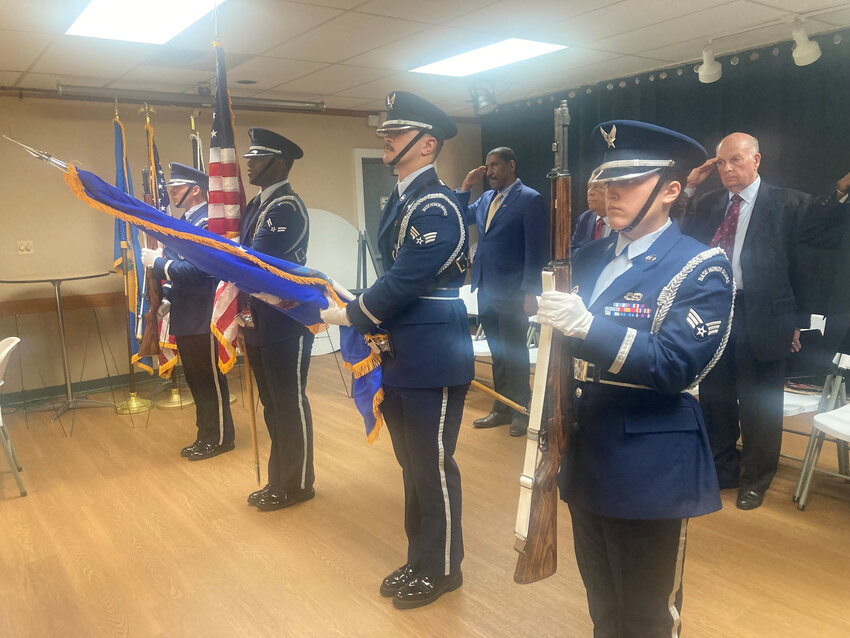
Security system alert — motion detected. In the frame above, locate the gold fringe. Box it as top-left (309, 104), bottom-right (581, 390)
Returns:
top-left (157, 351), bottom-right (178, 379)
top-left (343, 351), bottom-right (382, 378)
top-left (209, 320), bottom-right (238, 375)
top-left (64, 166), bottom-right (345, 308)
top-left (366, 386), bottom-right (385, 445)
top-left (131, 353), bottom-right (154, 375)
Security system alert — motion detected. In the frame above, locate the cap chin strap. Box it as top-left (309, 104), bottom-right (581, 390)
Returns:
top-left (175, 186), bottom-right (194, 209)
top-left (387, 130), bottom-right (426, 167)
top-left (621, 168), bottom-right (669, 234)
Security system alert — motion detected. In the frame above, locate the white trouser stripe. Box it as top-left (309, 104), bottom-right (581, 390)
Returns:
top-left (208, 333), bottom-right (225, 445)
top-left (667, 518), bottom-right (688, 638)
top-left (437, 387), bottom-right (451, 575)
top-left (296, 336), bottom-right (308, 490)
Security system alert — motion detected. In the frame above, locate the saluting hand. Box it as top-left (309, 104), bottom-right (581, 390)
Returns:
top-left (836, 172), bottom-right (850, 198)
top-left (460, 165), bottom-right (487, 192)
top-left (537, 290), bottom-right (593, 339)
top-left (685, 157), bottom-right (719, 190)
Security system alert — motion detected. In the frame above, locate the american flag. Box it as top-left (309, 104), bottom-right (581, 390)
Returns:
top-left (145, 122), bottom-right (178, 378)
top-left (208, 42), bottom-right (246, 373)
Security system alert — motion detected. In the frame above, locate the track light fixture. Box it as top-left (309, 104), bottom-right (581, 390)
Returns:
top-left (791, 22), bottom-right (822, 66)
top-left (698, 43), bottom-right (722, 83)
top-left (469, 85), bottom-right (498, 116)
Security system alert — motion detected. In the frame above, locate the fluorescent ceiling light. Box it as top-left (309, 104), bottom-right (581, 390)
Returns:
top-left (65, 0), bottom-right (227, 45)
top-left (411, 38), bottom-right (567, 77)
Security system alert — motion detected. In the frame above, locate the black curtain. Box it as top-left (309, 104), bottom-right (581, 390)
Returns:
top-left (477, 27), bottom-right (850, 317)
top-left (480, 27), bottom-right (850, 211)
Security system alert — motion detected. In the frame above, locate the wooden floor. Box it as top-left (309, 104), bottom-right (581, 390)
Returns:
top-left (1, 354), bottom-right (849, 638)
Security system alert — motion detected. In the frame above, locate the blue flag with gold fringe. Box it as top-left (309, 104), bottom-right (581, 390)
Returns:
top-left (69, 164), bottom-right (384, 442)
top-left (112, 116), bottom-right (153, 374)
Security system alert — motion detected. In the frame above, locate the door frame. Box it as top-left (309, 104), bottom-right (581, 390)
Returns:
top-left (353, 148), bottom-right (390, 231)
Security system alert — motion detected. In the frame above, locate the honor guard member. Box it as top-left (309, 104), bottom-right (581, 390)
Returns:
top-left (536, 121), bottom-right (734, 638)
top-left (240, 128), bottom-right (315, 511)
top-left (141, 163), bottom-right (235, 460)
top-left (321, 92), bottom-right (474, 609)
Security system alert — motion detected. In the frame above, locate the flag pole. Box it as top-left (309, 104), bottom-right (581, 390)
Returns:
top-left (238, 334), bottom-right (261, 485)
top-left (114, 102), bottom-right (151, 415)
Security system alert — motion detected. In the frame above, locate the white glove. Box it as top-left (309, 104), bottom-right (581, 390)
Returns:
top-left (320, 297), bottom-right (351, 326)
top-left (140, 247), bottom-right (162, 268)
top-left (156, 299), bottom-right (171, 320)
top-left (537, 290), bottom-right (594, 339)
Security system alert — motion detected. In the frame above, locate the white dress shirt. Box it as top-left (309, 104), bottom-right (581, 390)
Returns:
top-left (396, 164), bottom-right (434, 197)
top-left (259, 179), bottom-right (290, 204)
top-left (590, 218), bottom-right (672, 305)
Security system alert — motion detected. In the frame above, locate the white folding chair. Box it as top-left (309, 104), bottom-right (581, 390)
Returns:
top-left (793, 353), bottom-right (850, 510)
top-left (0, 337), bottom-right (26, 497)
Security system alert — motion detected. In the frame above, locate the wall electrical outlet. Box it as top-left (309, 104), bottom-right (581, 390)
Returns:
top-left (16, 240), bottom-right (34, 255)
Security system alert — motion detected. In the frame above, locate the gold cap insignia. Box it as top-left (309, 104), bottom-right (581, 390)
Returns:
top-left (624, 292), bottom-right (643, 301)
top-left (600, 124), bottom-right (617, 148)
top-left (387, 93), bottom-right (396, 111)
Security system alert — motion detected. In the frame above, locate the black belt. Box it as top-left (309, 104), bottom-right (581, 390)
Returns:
top-left (573, 358), bottom-right (652, 390)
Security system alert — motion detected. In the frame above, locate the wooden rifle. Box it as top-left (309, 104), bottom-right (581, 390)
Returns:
top-left (137, 164), bottom-right (163, 355)
top-left (513, 100), bottom-right (574, 584)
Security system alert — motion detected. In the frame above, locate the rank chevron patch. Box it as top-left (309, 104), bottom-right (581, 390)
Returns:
top-left (409, 226), bottom-right (437, 245)
top-left (686, 307), bottom-right (721, 340)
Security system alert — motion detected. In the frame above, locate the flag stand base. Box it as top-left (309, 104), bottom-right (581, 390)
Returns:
top-left (155, 388), bottom-right (195, 410)
top-left (115, 392), bottom-right (152, 415)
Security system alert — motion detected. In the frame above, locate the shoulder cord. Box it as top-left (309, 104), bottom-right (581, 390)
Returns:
top-left (649, 247), bottom-right (735, 390)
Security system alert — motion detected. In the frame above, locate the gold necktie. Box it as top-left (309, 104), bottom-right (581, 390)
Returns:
top-left (485, 193), bottom-right (502, 232)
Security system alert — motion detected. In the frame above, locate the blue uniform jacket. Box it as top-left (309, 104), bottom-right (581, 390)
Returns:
top-left (456, 179), bottom-right (548, 303)
top-left (348, 166), bottom-right (474, 389)
top-left (562, 221), bottom-right (732, 519)
top-left (239, 182), bottom-right (311, 347)
top-left (151, 204), bottom-right (218, 336)
top-left (571, 208), bottom-right (598, 256)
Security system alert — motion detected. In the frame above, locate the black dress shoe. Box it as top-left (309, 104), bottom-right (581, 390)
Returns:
top-left (393, 571), bottom-right (462, 609)
top-left (509, 417), bottom-right (528, 437)
top-left (247, 484), bottom-right (273, 506)
top-left (736, 488), bottom-right (764, 510)
top-left (473, 411), bottom-right (512, 428)
top-left (180, 440), bottom-right (202, 458)
top-left (255, 487), bottom-right (315, 511)
top-left (187, 441), bottom-right (235, 461)
top-left (380, 564), bottom-right (416, 597)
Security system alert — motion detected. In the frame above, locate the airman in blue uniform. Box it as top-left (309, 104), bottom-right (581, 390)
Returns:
top-left (537, 121), bottom-right (734, 638)
top-left (239, 128), bottom-right (315, 512)
top-left (142, 163), bottom-right (235, 461)
top-left (322, 92), bottom-right (473, 609)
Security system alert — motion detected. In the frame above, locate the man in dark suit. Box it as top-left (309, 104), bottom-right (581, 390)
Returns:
top-left (571, 179), bottom-right (611, 255)
top-left (681, 132), bottom-right (830, 509)
top-left (141, 163), bottom-right (235, 461)
top-left (457, 148), bottom-right (548, 436)
top-left (239, 128), bottom-right (315, 512)
top-left (321, 92), bottom-right (473, 609)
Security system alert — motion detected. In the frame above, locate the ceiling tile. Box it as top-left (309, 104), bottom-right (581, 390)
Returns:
top-left (535, 0), bottom-right (732, 46)
top-left (812, 8), bottom-right (850, 27)
top-left (355, 0), bottom-right (495, 23)
top-left (754, 0), bottom-right (849, 11)
top-left (0, 70), bottom-right (21, 85)
top-left (175, 0), bottom-right (343, 55)
top-left (334, 71), bottom-right (476, 107)
top-left (590, 1), bottom-right (788, 56)
top-left (0, 30), bottom-right (52, 71)
top-left (297, 0), bottom-right (371, 8)
top-left (474, 46), bottom-right (620, 85)
top-left (343, 26), bottom-right (499, 71)
top-left (276, 64), bottom-right (393, 93)
top-left (17, 72), bottom-right (112, 91)
top-left (227, 56), bottom-right (328, 90)
top-left (264, 12), bottom-right (426, 63)
top-left (31, 36), bottom-right (158, 77)
top-left (457, 0), bottom-right (622, 38)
